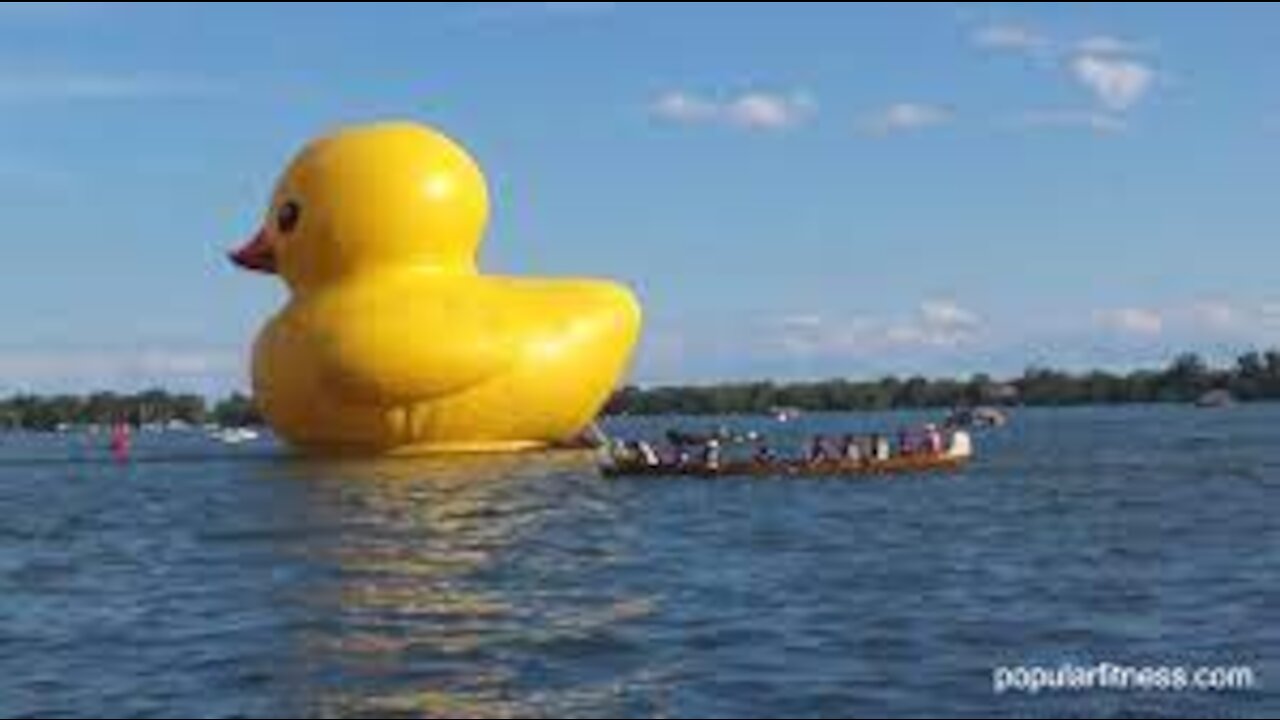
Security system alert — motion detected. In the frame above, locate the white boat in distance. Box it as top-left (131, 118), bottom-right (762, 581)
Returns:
top-left (211, 427), bottom-right (261, 445)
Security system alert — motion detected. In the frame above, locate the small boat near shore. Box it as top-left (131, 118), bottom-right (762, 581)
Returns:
top-left (1195, 389), bottom-right (1236, 409)
top-left (770, 406), bottom-right (803, 423)
top-left (945, 406), bottom-right (1009, 429)
top-left (210, 427), bottom-right (261, 445)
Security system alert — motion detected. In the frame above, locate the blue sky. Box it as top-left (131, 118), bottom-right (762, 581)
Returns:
top-left (2, 2), bottom-right (1280, 393)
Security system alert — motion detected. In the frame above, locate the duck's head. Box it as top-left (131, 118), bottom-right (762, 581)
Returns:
top-left (231, 122), bottom-right (489, 291)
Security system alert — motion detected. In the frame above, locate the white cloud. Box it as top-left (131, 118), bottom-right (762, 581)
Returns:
top-left (974, 21), bottom-right (1162, 123)
top-left (1187, 301), bottom-right (1241, 332)
top-left (921, 300), bottom-right (981, 331)
top-left (778, 314), bottom-right (825, 330)
top-left (1091, 301), bottom-right (1280, 344)
top-left (1071, 54), bottom-right (1155, 111)
top-left (1173, 300), bottom-right (1280, 342)
top-left (972, 23), bottom-right (1048, 53)
top-left (900, 299), bottom-right (983, 348)
top-left (651, 92), bottom-right (719, 124)
top-left (1013, 110), bottom-right (1128, 134)
top-left (651, 90), bottom-right (814, 131)
top-left (859, 102), bottom-right (952, 136)
top-left (725, 92), bottom-right (814, 130)
top-left (771, 300), bottom-right (983, 359)
top-left (1096, 307), bottom-right (1165, 337)
top-left (0, 71), bottom-right (217, 102)
top-left (973, 23), bottom-right (1148, 60)
top-left (1075, 35), bottom-right (1146, 56)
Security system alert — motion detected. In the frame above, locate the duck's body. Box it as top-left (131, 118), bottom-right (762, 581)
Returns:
top-left (232, 122), bottom-right (641, 455)
top-left (254, 271), bottom-right (639, 454)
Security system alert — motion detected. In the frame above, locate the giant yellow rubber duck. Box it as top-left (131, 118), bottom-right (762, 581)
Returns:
top-left (230, 122), bottom-right (641, 455)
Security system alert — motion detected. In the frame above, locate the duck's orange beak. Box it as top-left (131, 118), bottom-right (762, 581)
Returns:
top-left (229, 229), bottom-right (277, 274)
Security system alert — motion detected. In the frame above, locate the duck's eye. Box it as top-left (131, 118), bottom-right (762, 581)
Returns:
top-left (277, 200), bottom-right (301, 234)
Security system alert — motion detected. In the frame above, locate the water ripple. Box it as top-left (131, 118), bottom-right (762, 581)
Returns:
top-left (1, 407), bottom-right (1277, 717)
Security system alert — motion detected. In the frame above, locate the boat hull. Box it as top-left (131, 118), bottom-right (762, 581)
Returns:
top-left (601, 453), bottom-right (969, 479)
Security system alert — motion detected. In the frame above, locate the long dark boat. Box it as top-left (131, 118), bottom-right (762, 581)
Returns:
top-left (600, 446), bottom-right (971, 479)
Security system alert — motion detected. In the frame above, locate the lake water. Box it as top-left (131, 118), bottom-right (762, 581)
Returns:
top-left (1, 406), bottom-right (1276, 718)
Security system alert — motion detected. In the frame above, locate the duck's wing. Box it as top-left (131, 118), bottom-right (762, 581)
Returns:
top-left (307, 285), bottom-right (521, 404)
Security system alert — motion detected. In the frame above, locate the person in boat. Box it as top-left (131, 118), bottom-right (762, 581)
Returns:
top-left (807, 434), bottom-right (832, 464)
top-left (703, 438), bottom-right (723, 472)
top-left (924, 423), bottom-right (944, 455)
top-left (752, 441), bottom-right (777, 466)
top-left (897, 428), bottom-right (915, 457)
top-left (840, 434), bottom-right (862, 463)
top-left (636, 440), bottom-right (661, 467)
top-left (610, 439), bottom-right (638, 464)
top-left (855, 435), bottom-right (871, 462)
top-left (870, 433), bottom-right (891, 462)
top-left (674, 446), bottom-right (693, 468)
top-left (946, 429), bottom-right (974, 459)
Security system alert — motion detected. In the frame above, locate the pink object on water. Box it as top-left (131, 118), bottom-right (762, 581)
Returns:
top-left (110, 423), bottom-right (131, 462)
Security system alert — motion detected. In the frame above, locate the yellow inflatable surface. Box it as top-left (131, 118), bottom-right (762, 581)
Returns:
top-left (230, 122), bottom-right (641, 455)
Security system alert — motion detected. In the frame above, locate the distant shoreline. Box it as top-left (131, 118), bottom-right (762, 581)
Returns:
top-left (604, 351), bottom-right (1272, 416)
top-left (1, 350), bottom-right (1275, 429)
top-left (602, 400), bottom-right (1267, 419)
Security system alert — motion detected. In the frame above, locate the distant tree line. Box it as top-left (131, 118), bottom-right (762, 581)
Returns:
top-left (605, 351), bottom-right (1280, 416)
top-left (4, 351), bottom-right (1280, 429)
top-left (0, 390), bottom-right (263, 432)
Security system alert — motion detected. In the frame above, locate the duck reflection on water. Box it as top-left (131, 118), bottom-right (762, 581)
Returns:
top-left (253, 451), bottom-right (669, 718)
